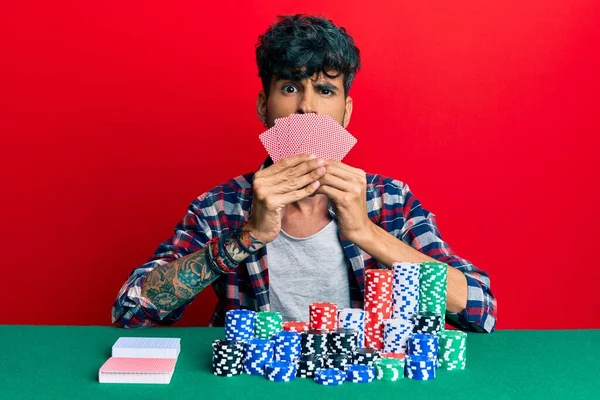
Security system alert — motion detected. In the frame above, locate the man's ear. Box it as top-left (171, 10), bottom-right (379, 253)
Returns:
top-left (343, 95), bottom-right (353, 128)
top-left (256, 91), bottom-right (268, 126)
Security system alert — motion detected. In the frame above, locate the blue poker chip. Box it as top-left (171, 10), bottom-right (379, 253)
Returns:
top-left (264, 361), bottom-right (297, 382)
top-left (345, 364), bottom-right (375, 383)
top-left (314, 368), bottom-right (345, 386)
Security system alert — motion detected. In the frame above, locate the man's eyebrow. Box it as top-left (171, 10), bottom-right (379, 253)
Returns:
top-left (312, 82), bottom-right (339, 91)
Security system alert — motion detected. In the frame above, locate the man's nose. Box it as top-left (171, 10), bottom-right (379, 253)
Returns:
top-left (297, 90), bottom-right (317, 114)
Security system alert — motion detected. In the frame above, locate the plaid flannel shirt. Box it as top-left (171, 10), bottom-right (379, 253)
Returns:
top-left (112, 160), bottom-right (497, 333)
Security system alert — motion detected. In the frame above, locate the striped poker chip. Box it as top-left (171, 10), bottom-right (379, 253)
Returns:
top-left (296, 354), bottom-right (324, 378)
top-left (328, 328), bottom-right (358, 354)
top-left (391, 262), bottom-right (420, 321)
top-left (273, 330), bottom-right (301, 362)
top-left (309, 302), bottom-right (338, 331)
top-left (380, 352), bottom-right (406, 360)
top-left (212, 340), bottom-right (245, 377)
top-left (413, 312), bottom-right (443, 334)
top-left (353, 347), bottom-right (380, 365)
top-left (337, 308), bottom-right (366, 348)
top-left (364, 269), bottom-right (393, 349)
top-left (225, 309), bottom-right (256, 343)
top-left (345, 364), bottom-right (375, 383)
top-left (408, 333), bottom-right (439, 360)
top-left (405, 355), bottom-right (436, 381)
top-left (301, 329), bottom-right (328, 356)
top-left (243, 338), bottom-right (273, 375)
top-left (314, 368), bottom-right (345, 386)
top-left (438, 330), bottom-right (467, 370)
top-left (254, 311), bottom-right (283, 340)
top-left (324, 353), bottom-right (353, 370)
top-left (282, 321), bottom-right (309, 333)
top-left (264, 361), bottom-right (297, 382)
top-left (383, 318), bottom-right (413, 354)
top-left (374, 358), bottom-right (404, 381)
top-left (418, 262), bottom-right (448, 325)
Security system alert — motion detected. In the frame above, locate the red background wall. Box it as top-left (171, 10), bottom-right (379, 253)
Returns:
top-left (1, 1), bottom-right (599, 329)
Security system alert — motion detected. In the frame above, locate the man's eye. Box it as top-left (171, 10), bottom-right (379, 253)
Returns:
top-left (282, 85), bottom-right (297, 93)
top-left (322, 89), bottom-right (332, 95)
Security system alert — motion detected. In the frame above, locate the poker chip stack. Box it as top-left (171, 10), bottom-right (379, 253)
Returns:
top-left (383, 318), bottom-right (413, 354)
top-left (353, 347), bottom-right (380, 366)
top-left (301, 330), bottom-right (329, 356)
top-left (212, 340), bottom-right (245, 377)
top-left (264, 361), bottom-right (297, 382)
top-left (324, 353), bottom-right (353, 370)
top-left (438, 330), bottom-right (467, 370)
top-left (328, 328), bottom-right (358, 355)
top-left (374, 358), bottom-right (404, 381)
top-left (314, 368), bottom-right (345, 386)
top-left (282, 321), bottom-right (309, 332)
top-left (225, 309), bottom-right (256, 342)
top-left (273, 331), bottom-right (301, 362)
top-left (408, 333), bottom-right (439, 362)
top-left (243, 338), bottom-right (274, 375)
top-left (405, 355), bottom-right (436, 380)
top-left (364, 269), bottom-right (393, 349)
top-left (418, 262), bottom-right (448, 325)
top-left (337, 308), bottom-right (366, 347)
top-left (296, 354), bottom-right (324, 378)
top-left (413, 311), bottom-right (444, 334)
top-left (254, 311), bottom-right (283, 340)
top-left (391, 262), bottom-right (420, 321)
top-left (309, 302), bottom-right (338, 331)
top-left (345, 364), bottom-right (375, 383)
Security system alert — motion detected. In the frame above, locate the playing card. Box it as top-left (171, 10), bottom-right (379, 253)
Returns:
top-left (290, 114), bottom-right (357, 161)
top-left (259, 125), bottom-right (279, 162)
top-left (275, 114), bottom-right (305, 160)
top-left (100, 357), bottom-right (177, 374)
top-left (259, 113), bottom-right (357, 163)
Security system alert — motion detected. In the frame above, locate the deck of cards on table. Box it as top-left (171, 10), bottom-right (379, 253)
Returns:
top-left (98, 337), bottom-right (181, 384)
top-left (259, 114), bottom-right (358, 162)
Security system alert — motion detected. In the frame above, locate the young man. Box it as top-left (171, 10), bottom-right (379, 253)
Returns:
top-left (112, 15), bottom-right (497, 333)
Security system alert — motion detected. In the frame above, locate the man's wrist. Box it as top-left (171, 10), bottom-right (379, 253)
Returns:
top-left (346, 220), bottom-right (377, 247)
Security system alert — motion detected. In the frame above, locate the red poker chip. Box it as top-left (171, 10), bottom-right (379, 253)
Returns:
top-left (380, 353), bottom-right (406, 360)
top-left (282, 321), bottom-right (309, 332)
top-left (309, 302), bottom-right (338, 330)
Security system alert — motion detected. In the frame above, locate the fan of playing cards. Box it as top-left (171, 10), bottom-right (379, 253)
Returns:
top-left (259, 114), bottom-right (358, 163)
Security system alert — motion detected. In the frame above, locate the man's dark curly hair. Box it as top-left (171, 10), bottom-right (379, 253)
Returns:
top-left (256, 14), bottom-right (361, 98)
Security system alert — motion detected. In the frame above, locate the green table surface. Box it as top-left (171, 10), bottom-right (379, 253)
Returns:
top-left (0, 326), bottom-right (599, 400)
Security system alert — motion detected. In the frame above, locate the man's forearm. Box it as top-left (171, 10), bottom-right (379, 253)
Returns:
top-left (141, 226), bottom-right (266, 314)
top-left (352, 223), bottom-right (468, 313)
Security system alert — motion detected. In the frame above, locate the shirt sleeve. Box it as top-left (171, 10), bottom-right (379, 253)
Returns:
top-left (111, 198), bottom-right (214, 329)
top-left (399, 183), bottom-right (497, 333)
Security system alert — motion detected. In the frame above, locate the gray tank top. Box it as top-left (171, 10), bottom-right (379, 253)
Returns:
top-left (266, 219), bottom-right (351, 322)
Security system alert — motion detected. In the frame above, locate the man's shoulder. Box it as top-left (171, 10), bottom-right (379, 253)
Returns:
top-left (365, 171), bottom-right (409, 200)
top-left (192, 171), bottom-right (256, 212)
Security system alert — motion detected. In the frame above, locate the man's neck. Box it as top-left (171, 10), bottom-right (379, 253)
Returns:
top-left (283, 194), bottom-right (330, 219)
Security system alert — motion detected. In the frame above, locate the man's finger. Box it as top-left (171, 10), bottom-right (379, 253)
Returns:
top-left (325, 160), bottom-right (365, 177)
top-left (258, 154), bottom-right (316, 178)
top-left (278, 181), bottom-right (322, 205)
top-left (318, 173), bottom-right (354, 192)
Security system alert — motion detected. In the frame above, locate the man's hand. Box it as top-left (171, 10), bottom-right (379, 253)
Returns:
top-left (245, 154), bottom-right (326, 243)
top-left (316, 160), bottom-right (373, 242)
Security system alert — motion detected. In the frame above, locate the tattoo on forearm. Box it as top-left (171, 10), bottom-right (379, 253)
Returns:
top-left (224, 229), bottom-right (265, 261)
top-left (142, 247), bottom-right (220, 312)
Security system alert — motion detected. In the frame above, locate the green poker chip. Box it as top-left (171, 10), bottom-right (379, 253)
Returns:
top-left (438, 330), bottom-right (467, 370)
top-left (254, 311), bottom-right (283, 339)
